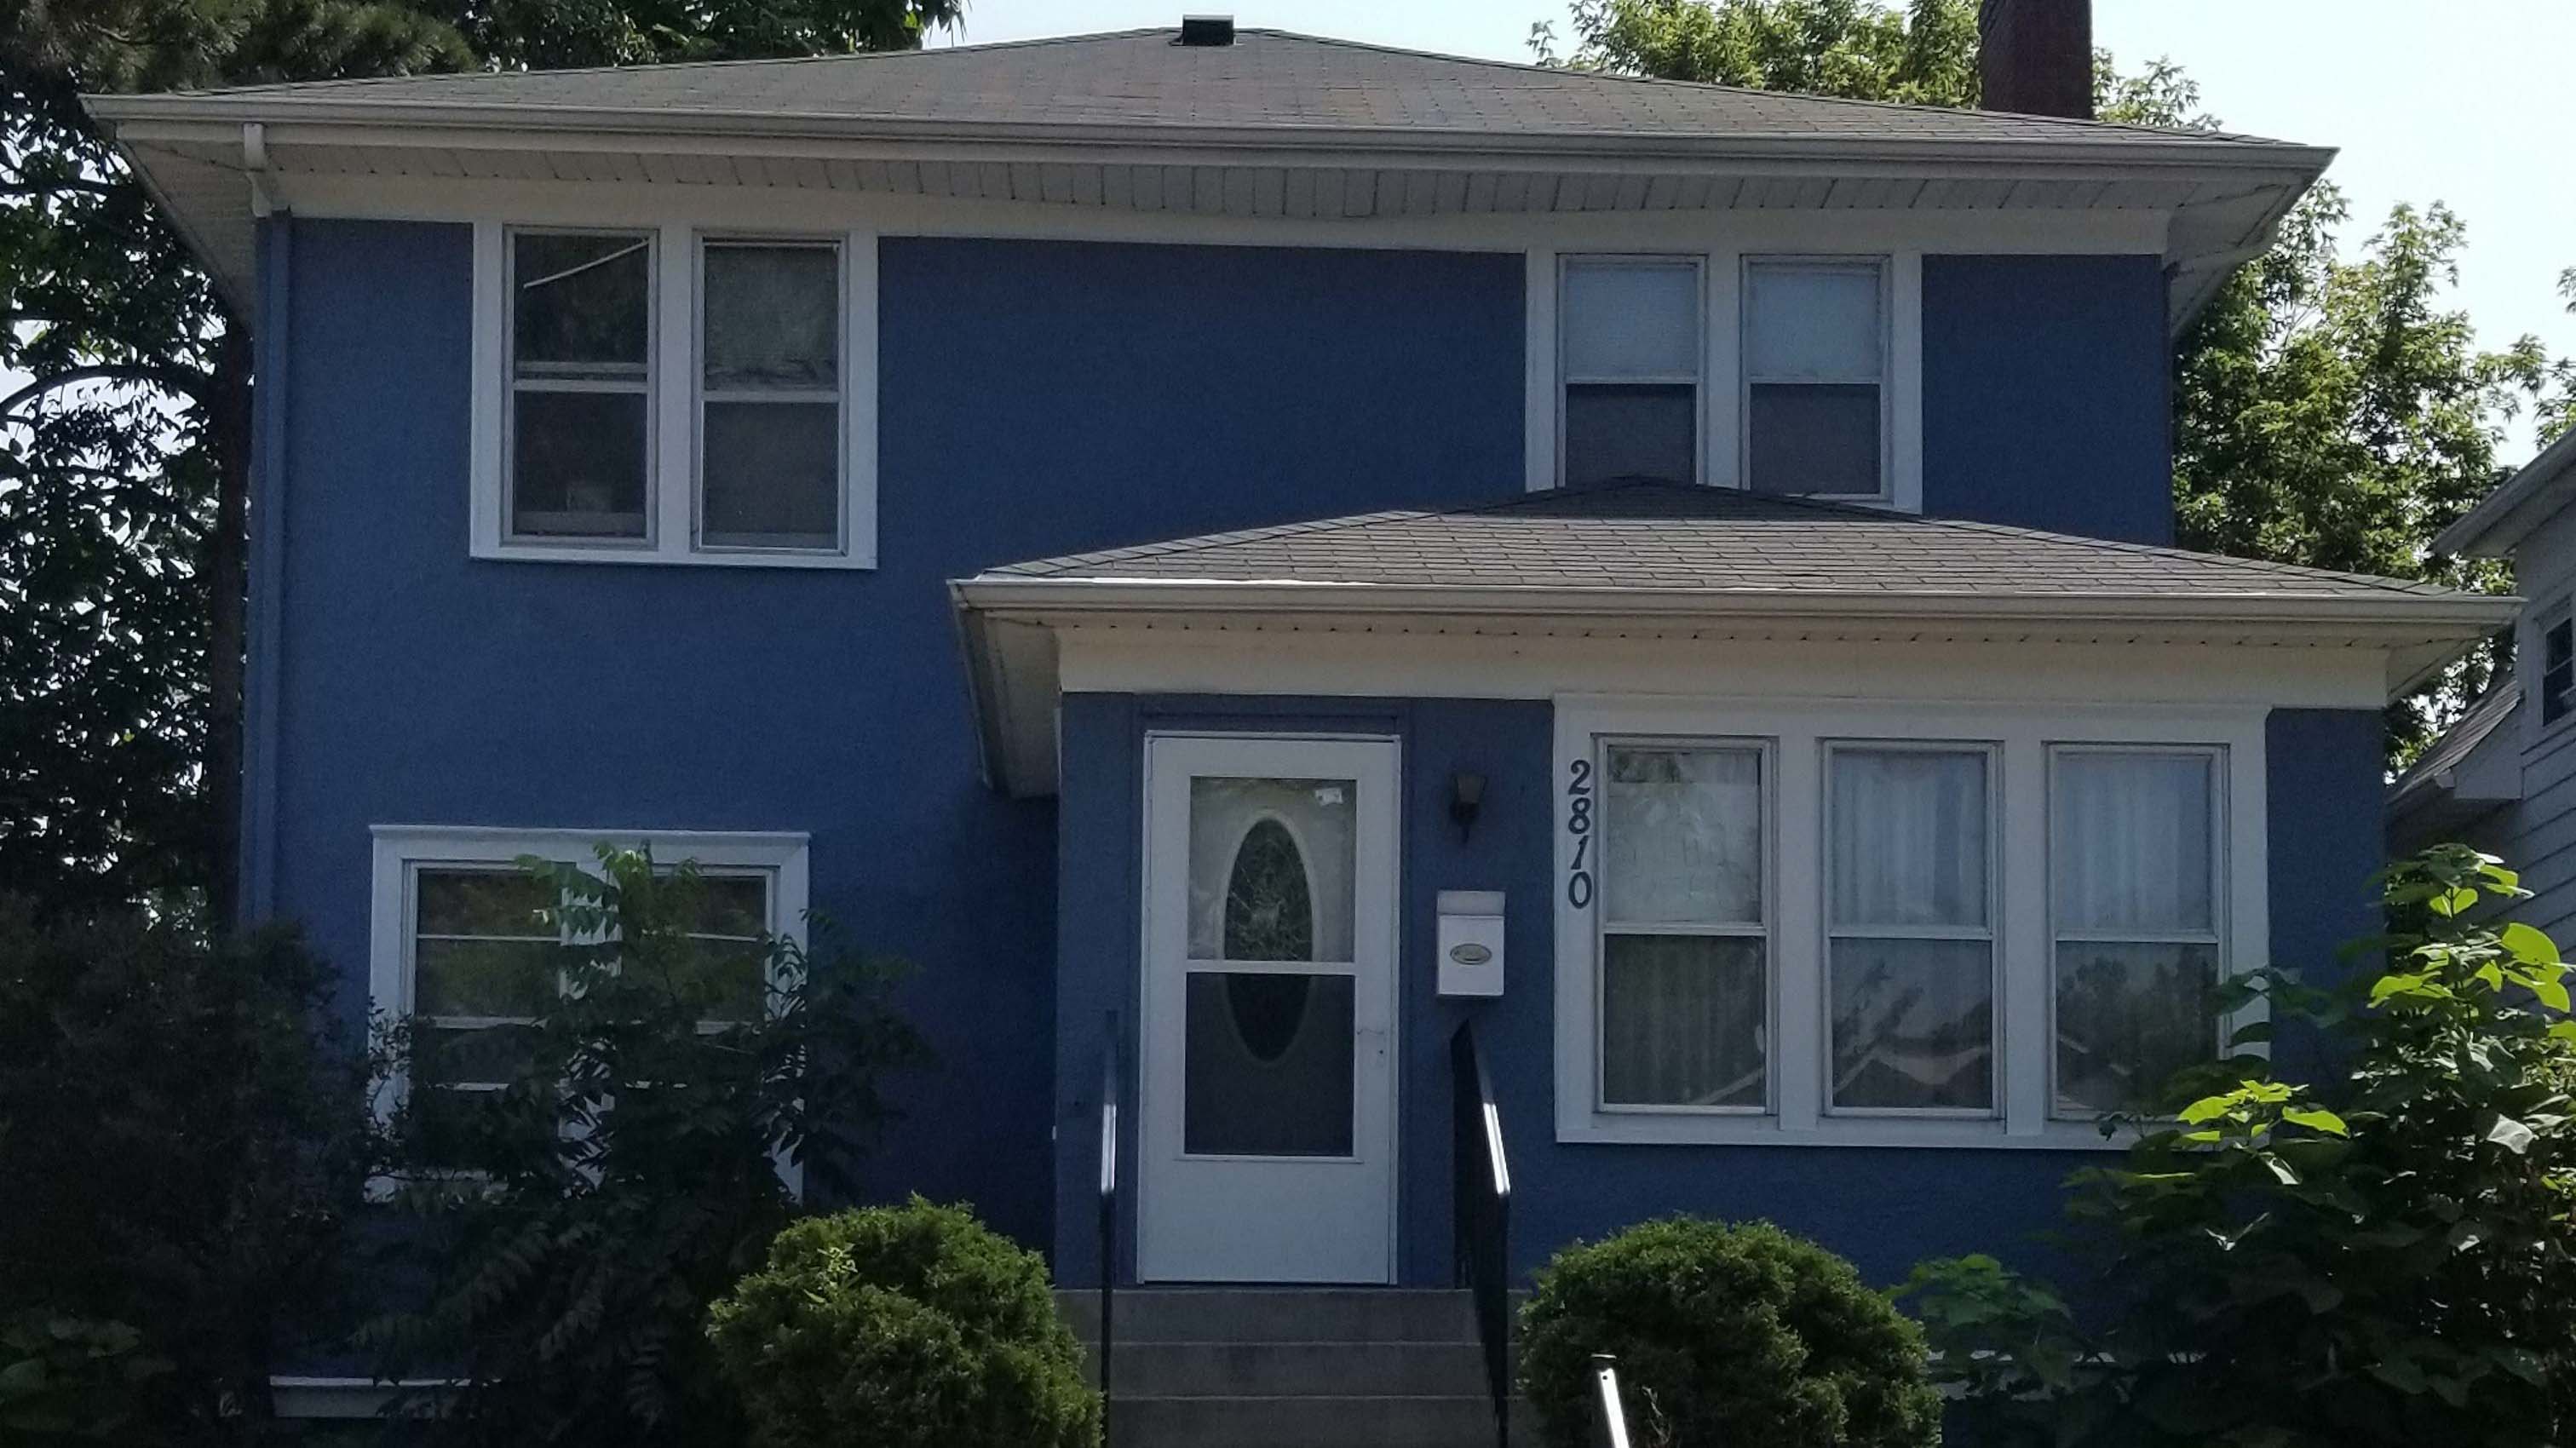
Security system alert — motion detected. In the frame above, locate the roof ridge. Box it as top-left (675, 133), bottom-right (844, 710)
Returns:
top-left (1249, 29), bottom-right (2288, 147)
top-left (152, 26), bottom-right (1175, 98)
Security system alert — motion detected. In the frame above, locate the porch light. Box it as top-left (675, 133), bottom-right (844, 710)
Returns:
top-left (1450, 771), bottom-right (1486, 842)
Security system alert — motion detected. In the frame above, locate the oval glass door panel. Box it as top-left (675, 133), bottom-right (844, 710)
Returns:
top-left (1183, 776), bottom-right (1359, 1158)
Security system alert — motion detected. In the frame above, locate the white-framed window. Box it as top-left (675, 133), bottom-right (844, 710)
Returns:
top-left (1824, 743), bottom-right (1997, 1116)
top-left (2537, 600), bottom-right (2573, 730)
top-left (1558, 256), bottom-right (1705, 487)
top-left (1742, 257), bottom-right (1889, 500)
top-left (472, 222), bottom-right (877, 568)
top-left (1553, 698), bottom-right (2266, 1149)
top-left (368, 826), bottom-right (812, 1175)
top-left (2049, 747), bottom-right (2224, 1119)
top-left (1595, 741), bottom-right (1771, 1112)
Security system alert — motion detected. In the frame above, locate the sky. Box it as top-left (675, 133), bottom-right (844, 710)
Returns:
top-left (929, 0), bottom-right (2576, 463)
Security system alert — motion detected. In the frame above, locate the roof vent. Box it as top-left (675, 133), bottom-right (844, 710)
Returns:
top-left (1177, 14), bottom-right (1235, 46)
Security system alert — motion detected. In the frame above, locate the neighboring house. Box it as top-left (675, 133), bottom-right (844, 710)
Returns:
top-left (2393, 425), bottom-right (2576, 932)
top-left (90, 6), bottom-right (2512, 1431)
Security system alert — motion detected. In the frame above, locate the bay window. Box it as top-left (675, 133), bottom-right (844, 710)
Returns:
top-left (1556, 702), bottom-right (2260, 1147)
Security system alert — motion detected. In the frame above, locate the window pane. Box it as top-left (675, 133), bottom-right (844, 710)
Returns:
top-left (2055, 753), bottom-right (2216, 934)
top-left (701, 400), bottom-right (838, 549)
top-left (1566, 385), bottom-right (1696, 486)
top-left (1601, 935), bottom-right (1765, 1107)
top-left (1187, 777), bottom-right (1357, 963)
top-left (513, 233), bottom-right (649, 373)
top-left (1184, 972), bottom-right (1355, 1155)
top-left (1747, 383), bottom-right (1881, 496)
top-left (417, 939), bottom-right (561, 1020)
top-left (512, 389), bottom-right (647, 537)
top-left (704, 244), bottom-right (838, 391)
top-left (2546, 618), bottom-right (2573, 724)
top-left (1829, 938), bottom-right (1993, 1111)
top-left (688, 876), bottom-right (769, 939)
top-left (1745, 262), bottom-right (1881, 381)
top-left (1831, 750), bottom-right (1987, 928)
top-left (1604, 747), bottom-right (1762, 925)
top-left (665, 941), bottom-right (767, 1025)
top-left (418, 871), bottom-right (554, 938)
top-left (1562, 261), bottom-right (1699, 380)
top-left (2055, 941), bottom-right (2219, 1115)
top-left (418, 1022), bottom-right (539, 1088)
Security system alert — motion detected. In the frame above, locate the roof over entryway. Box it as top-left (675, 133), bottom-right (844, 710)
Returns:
top-left (950, 482), bottom-right (2515, 796)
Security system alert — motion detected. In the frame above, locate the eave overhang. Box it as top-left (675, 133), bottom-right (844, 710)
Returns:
top-left (86, 91), bottom-right (2328, 328)
top-left (950, 577), bottom-right (2517, 797)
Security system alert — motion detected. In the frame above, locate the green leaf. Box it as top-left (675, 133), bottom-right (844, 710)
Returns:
top-left (2280, 1107), bottom-right (2348, 1136)
top-left (2177, 1095), bottom-right (2235, 1125)
top-left (2501, 922), bottom-right (2562, 966)
top-left (2485, 1115), bottom-right (2536, 1154)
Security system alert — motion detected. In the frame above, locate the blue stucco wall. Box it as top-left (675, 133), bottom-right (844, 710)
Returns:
top-left (251, 221), bottom-right (1526, 1250)
top-left (1055, 696), bottom-right (2392, 1291)
top-left (1922, 253), bottom-right (2174, 544)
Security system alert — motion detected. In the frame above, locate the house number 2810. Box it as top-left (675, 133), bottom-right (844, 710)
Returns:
top-left (1565, 756), bottom-right (1595, 910)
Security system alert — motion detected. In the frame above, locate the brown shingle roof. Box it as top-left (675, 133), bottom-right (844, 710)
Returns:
top-left (977, 481), bottom-right (2472, 602)
top-left (154, 28), bottom-right (2298, 149)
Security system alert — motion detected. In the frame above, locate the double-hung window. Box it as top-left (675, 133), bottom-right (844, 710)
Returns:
top-left (1743, 259), bottom-right (1888, 499)
top-left (508, 231), bottom-right (654, 542)
top-left (480, 223), bottom-right (871, 566)
top-left (1825, 745), bottom-right (1996, 1114)
top-left (1559, 258), bottom-right (1705, 487)
top-left (2050, 748), bottom-right (2223, 1118)
top-left (1596, 744), bottom-right (1768, 1110)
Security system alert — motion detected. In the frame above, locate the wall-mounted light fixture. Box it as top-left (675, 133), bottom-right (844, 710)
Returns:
top-left (1450, 771), bottom-right (1486, 842)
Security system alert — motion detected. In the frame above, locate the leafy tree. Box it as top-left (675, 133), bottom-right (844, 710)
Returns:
top-left (0, 900), bottom-right (380, 1441)
top-left (365, 848), bottom-right (927, 1448)
top-left (1900, 845), bottom-right (2576, 1447)
top-left (1533, 0), bottom-right (2568, 766)
top-left (1, 0), bottom-right (958, 924)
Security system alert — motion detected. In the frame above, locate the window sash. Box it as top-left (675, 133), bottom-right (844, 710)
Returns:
top-left (503, 228), bottom-right (656, 546)
top-left (1560, 257), bottom-right (1705, 486)
top-left (2046, 745), bottom-right (2228, 1120)
top-left (694, 238), bottom-right (846, 554)
top-left (2542, 608), bottom-right (2573, 727)
top-left (1740, 257), bottom-right (1889, 499)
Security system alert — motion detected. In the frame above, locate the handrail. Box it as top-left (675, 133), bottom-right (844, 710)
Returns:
top-left (1098, 1010), bottom-right (1120, 1439)
top-left (1590, 1353), bottom-right (1634, 1448)
top-left (1451, 1020), bottom-right (1512, 1448)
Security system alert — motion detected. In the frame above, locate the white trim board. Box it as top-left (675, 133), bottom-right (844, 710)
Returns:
top-left (1550, 694), bottom-right (2268, 1151)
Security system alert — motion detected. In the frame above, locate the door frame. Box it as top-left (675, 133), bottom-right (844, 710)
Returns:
top-left (1134, 729), bottom-right (1404, 1283)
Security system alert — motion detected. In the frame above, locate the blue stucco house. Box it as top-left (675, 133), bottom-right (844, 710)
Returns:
top-left (92, 11), bottom-right (2516, 1439)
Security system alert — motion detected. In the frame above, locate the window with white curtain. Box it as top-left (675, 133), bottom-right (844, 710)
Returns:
top-left (1743, 259), bottom-right (1887, 498)
top-left (1560, 258), bottom-right (1703, 487)
top-left (2050, 748), bottom-right (2223, 1118)
top-left (1596, 744), bottom-right (1768, 1110)
top-left (699, 240), bottom-right (843, 551)
top-left (1826, 746), bottom-right (1996, 1114)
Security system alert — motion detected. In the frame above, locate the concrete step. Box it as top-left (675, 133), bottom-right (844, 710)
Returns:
top-left (1060, 1288), bottom-right (1486, 1345)
top-left (1084, 1339), bottom-right (1493, 1397)
top-left (1108, 1393), bottom-right (1539, 1448)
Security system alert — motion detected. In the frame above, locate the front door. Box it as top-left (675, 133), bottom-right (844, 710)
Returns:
top-left (1138, 733), bottom-right (1400, 1283)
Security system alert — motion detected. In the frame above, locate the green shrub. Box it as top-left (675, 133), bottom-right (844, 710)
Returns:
top-left (1901, 844), bottom-right (2576, 1447)
top-left (705, 1198), bottom-right (1098, 1448)
top-left (1519, 1216), bottom-right (1941, 1448)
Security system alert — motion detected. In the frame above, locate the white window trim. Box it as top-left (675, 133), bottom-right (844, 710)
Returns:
top-left (470, 221), bottom-right (878, 569)
top-left (366, 824), bottom-right (813, 1189)
top-left (1552, 695), bottom-right (2267, 1150)
top-left (1527, 244), bottom-right (1922, 512)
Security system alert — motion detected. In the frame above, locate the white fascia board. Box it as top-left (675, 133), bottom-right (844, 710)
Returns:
top-left (2435, 425), bottom-right (2576, 560)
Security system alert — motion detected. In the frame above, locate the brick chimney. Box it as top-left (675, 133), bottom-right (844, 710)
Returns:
top-left (1978, 0), bottom-right (2092, 119)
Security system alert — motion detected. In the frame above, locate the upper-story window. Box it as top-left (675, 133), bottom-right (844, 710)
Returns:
top-left (1560, 257), bottom-right (1705, 487)
top-left (2539, 601), bottom-right (2573, 729)
top-left (474, 222), bottom-right (876, 568)
top-left (1744, 259), bottom-right (1887, 499)
top-left (1554, 253), bottom-right (1895, 502)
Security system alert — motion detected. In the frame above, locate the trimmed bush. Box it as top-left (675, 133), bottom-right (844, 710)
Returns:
top-left (705, 1198), bottom-right (1098, 1448)
top-left (1519, 1216), bottom-right (1941, 1448)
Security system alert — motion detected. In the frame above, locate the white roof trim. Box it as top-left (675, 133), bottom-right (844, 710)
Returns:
top-left (2435, 424), bottom-right (2576, 559)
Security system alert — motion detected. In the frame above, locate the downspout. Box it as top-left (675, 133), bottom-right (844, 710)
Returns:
top-left (239, 140), bottom-right (290, 921)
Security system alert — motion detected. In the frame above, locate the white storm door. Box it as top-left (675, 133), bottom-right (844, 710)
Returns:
top-left (1138, 733), bottom-right (1400, 1284)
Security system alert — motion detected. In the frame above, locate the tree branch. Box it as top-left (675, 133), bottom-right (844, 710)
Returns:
top-left (0, 363), bottom-right (209, 415)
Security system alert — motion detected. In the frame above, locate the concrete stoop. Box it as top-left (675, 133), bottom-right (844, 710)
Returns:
top-left (1061, 1288), bottom-right (1540, 1448)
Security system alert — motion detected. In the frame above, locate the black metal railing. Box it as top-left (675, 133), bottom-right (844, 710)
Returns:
top-left (1590, 1353), bottom-right (1635, 1448)
top-left (1097, 1010), bottom-right (1121, 1439)
top-left (1451, 1020), bottom-right (1512, 1448)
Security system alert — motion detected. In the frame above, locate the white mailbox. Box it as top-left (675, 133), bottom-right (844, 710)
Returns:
top-left (1436, 890), bottom-right (1506, 997)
